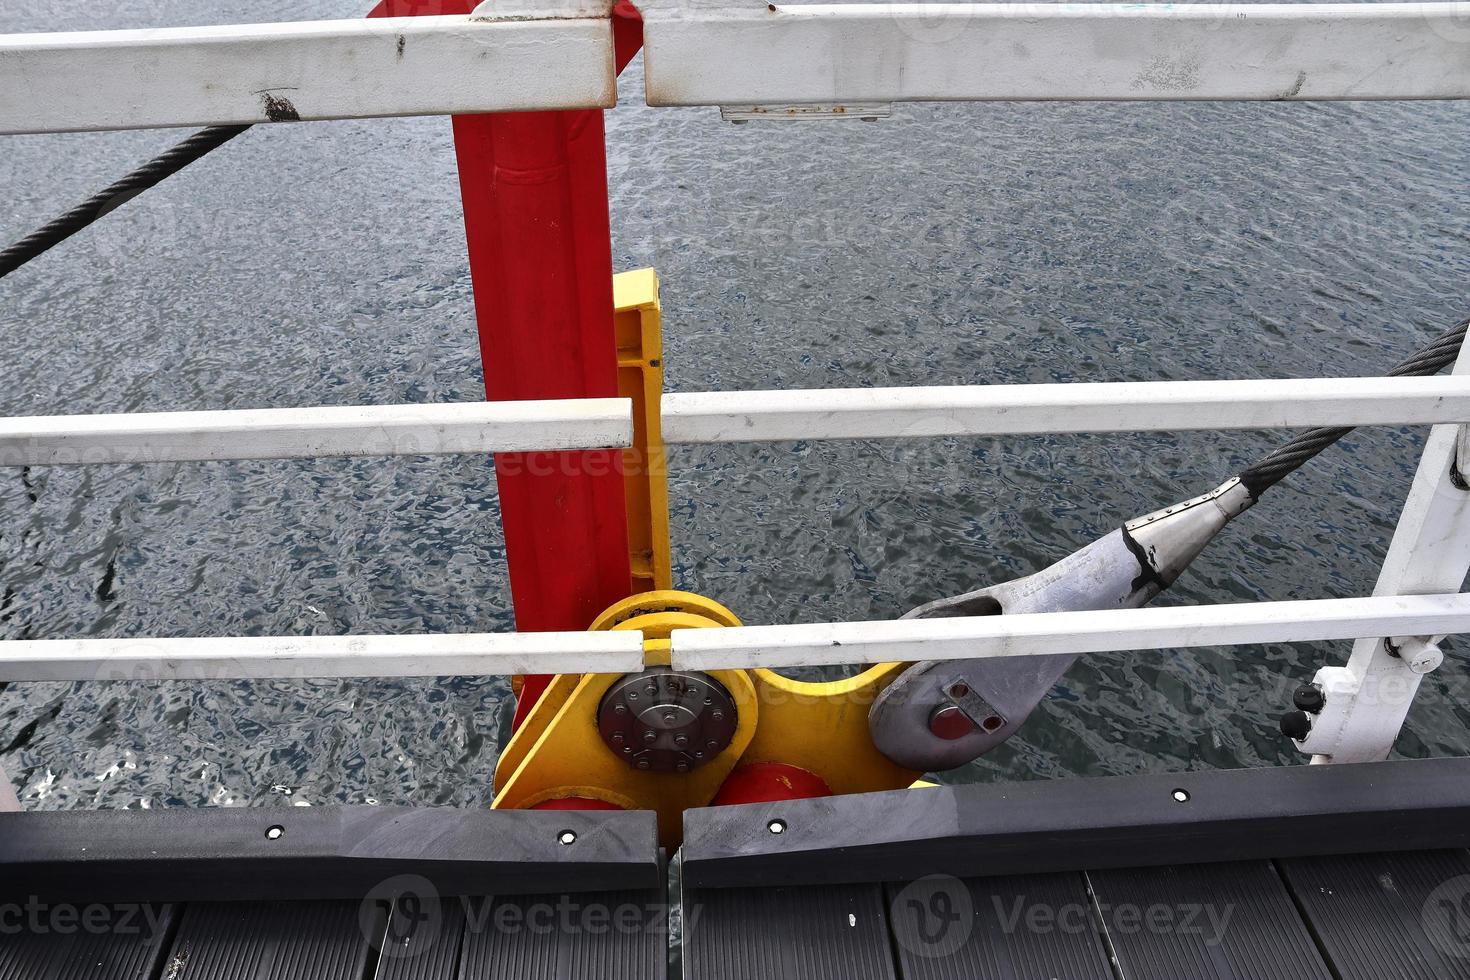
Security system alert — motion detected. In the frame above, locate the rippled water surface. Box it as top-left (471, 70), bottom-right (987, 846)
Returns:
top-left (2, 0), bottom-right (1469, 811)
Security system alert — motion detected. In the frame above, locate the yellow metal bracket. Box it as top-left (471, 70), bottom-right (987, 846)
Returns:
top-left (741, 665), bottom-right (918, 796)
top-left (493, 591), bottom-right (753, 847)
top-left (492, 271), bottom-right (918, 847)
top-left (614, 269), bottom-right (673, 593)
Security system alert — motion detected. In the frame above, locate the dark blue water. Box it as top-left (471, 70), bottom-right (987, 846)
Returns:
top-left (2, 1), bottom-right (1469, 811)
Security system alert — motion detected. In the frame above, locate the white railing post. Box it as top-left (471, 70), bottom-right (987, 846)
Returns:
top-left (1297, 344), bottom-right (1470, 764)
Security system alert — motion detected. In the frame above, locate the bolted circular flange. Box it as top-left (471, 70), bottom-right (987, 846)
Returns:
top-left (597, 667), bottom-right (738, 773)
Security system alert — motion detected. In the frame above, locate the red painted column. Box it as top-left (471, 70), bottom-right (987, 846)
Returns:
top-left (371, 0), bottom-right (646, 728)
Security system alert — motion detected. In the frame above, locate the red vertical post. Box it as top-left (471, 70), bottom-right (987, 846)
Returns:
top-left (371, 0), bottom-right (646, 727)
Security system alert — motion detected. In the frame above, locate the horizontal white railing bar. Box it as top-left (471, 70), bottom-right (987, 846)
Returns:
top-left (0, 630), bottom-right (645, 683)
top-left (0, 13), bottom-right (614, 135)
top-left (669, 592), bottom-right (1470, 670)
top-left (0, 399), bottom-right (632, 466)
top-left (642, 2), bottom-right (1470, 105)
top-left (7, 376), bottom-right (1470, 465)
top-left (660, 376), bottom-right (1470, 443)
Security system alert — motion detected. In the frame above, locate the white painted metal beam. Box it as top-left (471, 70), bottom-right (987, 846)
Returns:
top-left (9, 375), bottom-right (1470, 466)
top-left (1299, 340), bottom-right (1470, 763)
top-left (669, 592), bottom-right (1470, 671)
top-left (0, 630), bottom-right (645, 683)
top-left (661, 376), bottom-right (1470, 443)
top-left (643, 2), bottom-right (1470, 106)
top-left (0, 399), bottom-right (632, 466)
top-left (0, 14), bottom-right (614, 135)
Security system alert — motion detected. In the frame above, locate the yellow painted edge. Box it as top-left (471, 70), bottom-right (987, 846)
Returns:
top-left (493, 672), bottom-right (582, 793)
top-left (613, 267), bottom-right (660, 311)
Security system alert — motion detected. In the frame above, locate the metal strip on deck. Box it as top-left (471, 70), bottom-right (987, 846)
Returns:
top-left (1279, 849), bottom-right (1470, 979)
top-left (161, 901), bottom-right (369, 980)
top-left (0, 905), bottom-right (176, 980)
top-left (684, 884), bottom-right (895, 980)
top-left (885, 873), bottom-right (1113, 980)
top-left (375, 900), bottom-right (467, 980)
top-left (1088, 861), bottom-right (1332, 980)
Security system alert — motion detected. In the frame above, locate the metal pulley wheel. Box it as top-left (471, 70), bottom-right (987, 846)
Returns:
top-left (585, 591), bottom-right (746, 775)
top-left (598, 667), bottom-right (739, 773)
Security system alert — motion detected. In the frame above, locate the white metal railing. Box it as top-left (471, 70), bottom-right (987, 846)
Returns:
top-left (642, 2), bottom-right (1470, 106)
top-left (0, 631), bottom-right (644, 683)
top-left (1, 0), bottom-right (1467, 789)
top-left (0, 11), bottom-right (613, 134)
top-left (661, 376), bottom-right (1470, 442)
top-left (5, 376), bottom-right (1470, 466)
top-left (667, 593), bottom-right (1470, 671)
top-left (0, 398), bottom-right (631, 465)
top-left (4, 2), bottom-right (1470, 135)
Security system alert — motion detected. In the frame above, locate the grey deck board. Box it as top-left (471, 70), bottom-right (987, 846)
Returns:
top-left (10, 850), bottom-right (1470, 980)
top-left (160, 901), bottom-right (370, 980)
top-left (886, 872), bottom-right (1113, 980)
top-left (1088, 860), bottom-right (1332, 980)
top-left (375, 900), bottom-right (468, 980)
top-left (684, 884), bottom-right (895, 980)
top-left (0, 904), bottom-right (176, 980)
top-left (458, 890), bottom-right (667, 980)
top-left (1279, 849), bottom-right (1470, 980)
